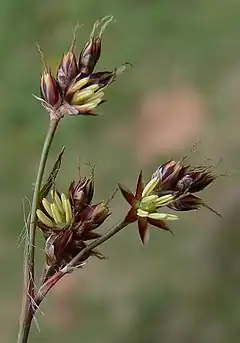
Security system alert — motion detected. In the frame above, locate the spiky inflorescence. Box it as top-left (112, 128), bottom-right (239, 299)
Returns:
top-left (36, 178), bottom-right (110, 269)
top-left (119, 160), bottom-right (219, 244)
top-left (36, 16), bottom-right (128, 120)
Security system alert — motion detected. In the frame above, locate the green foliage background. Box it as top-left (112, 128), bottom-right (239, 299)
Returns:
top-left (0, 1), bottom-right (240, 342)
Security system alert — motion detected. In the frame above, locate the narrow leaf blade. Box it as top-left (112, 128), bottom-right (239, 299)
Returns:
top-left (39, 147), bottom-right (65, 202)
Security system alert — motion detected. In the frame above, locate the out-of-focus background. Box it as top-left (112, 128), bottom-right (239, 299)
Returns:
top-left (1, 1), bottom-right (240, 342)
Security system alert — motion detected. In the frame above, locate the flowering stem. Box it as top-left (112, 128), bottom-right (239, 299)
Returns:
top-left (17, 118), bottom-right (60, 343)
top-left (35, 220), bottom-right (128, 308)
top-left (67, 220), bottom-right (128, 268)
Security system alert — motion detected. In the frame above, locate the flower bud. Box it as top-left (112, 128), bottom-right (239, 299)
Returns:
top-left (176, 170), bottom-right (216, 193)
top-left (152, 160), bottom-right (188, 191)
top-left (40, 70), bottom-right (61, 108)
top-left (168, 194), bottom-right (203, 211)
top-left (167, 193), bottom-right (221, 217)
top-left (87, 202), bottom-right (111, 229)
top-left (69, 178), bottom-right (94, 211)
top-left (57, 51), bottom-right (78, 91)
top-left (79, 36), bottom-right (101, 75)
top-left (88, 71), bottom-right (114, 88)
top-left (78, 17), bottom-right (113, 75)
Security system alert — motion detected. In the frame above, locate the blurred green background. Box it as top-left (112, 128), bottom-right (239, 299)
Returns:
top-left (1, 0), bottom-right (240, 342)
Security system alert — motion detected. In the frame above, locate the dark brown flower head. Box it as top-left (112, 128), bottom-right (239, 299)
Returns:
top-left (89, 202), bottom-right (111, 227)
top-left (152, 160), bottom-right (189, 191)
top-left (36, 180), bottom-right (110, 269)
top-left (119, 161), bottom-right (220, 244)
top-left (35, 18), bottom-right (128, 119)
top-left (168, 194), bottom-right (204, 211)
top-left (40, 69), bottom-right (61, 108)
top-left (45, 229), bottom-right (74, 267)
top-left (57, 51), bottom-right (78, 92)
top-left (176, 168), bottom-right (216, 193)
top-left (79, 37), bottom-right (101, 75)
top-left (68, 177), bottom-right (94, 212)
top-left (75, 202), bottom-right (111, 234)
top-left (152, 160), bottom-right (220, 215)
top-left (153, 160), bottom-right (216, 195)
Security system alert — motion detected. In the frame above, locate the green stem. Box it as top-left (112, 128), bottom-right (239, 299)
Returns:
top-left (17, 118), bottom-right (60, 343)
top-left (67, 220), bottom-right (128, 268)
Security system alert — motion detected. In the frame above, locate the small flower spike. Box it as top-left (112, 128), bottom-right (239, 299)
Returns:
top-left (119, 160), bottom-right (220, 244)
top-left (152, 160), bottom-right (220, 216)
top-left (36, 177), bottom-right (110, 269)
top-left (118, 172), bottom-right (178, 245)
top-left (36, 17), bottom-right (129, 119)
top-left (36, 190), bottom-right (73, 229)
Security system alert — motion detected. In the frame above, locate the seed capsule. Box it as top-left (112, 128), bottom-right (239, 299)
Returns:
top-left (57, 51), bottom-right (78, 91)
top-left (40, 70), bottom-right (61, 107)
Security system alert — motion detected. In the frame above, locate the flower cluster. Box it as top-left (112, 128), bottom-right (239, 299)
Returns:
top-left (119, 160), bottom-right (218, 244)
top-left (152, 160), bottom-right (216, 211)
top-left (36, 176), bottom-right (110, 269)
top-left (37, 16), bottom-right (127, 119)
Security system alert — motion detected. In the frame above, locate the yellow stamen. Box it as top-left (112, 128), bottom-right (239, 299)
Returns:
top-left (66, 77), bottom-right (89, 95)
top-left (65, 198), bottom-right (73, 224)
top-left (36, 209), bottom-right (53, 227)
top-left (85, 84), bottom-right (100, 92)
top-left (148, 212), bottom-right (178, 221)
top-left (137, 209), bottom-right (149, 217)
top-left (51, 203), bottom-right (63, 224)
top-left (165, 214), bottom-right (178, 221)
top-left (155, 194), bottom-right (175, 207)
top-left (61, 193), bottom-right (72, 224)
top-left (51, 190), bottom-right (64, 215)
top-left (61, 192), bottom-right (67, 204)
top-left (71, 89), bottom-right (95, 105)
top-left (88, 90), bottom-right (104, 102)
top-left (141, 195), bottom-right (158, 204)
top-left (142, 177), bottom-right (159, 198)
top-left (74, 99), bottom-right (101, 112)
top-left (148, 213), bottom-right (167, 220)
top-left (42, 198), bottom-right (53, 217)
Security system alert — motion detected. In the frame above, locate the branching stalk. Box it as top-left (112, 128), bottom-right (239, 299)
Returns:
top-left (35, 221), bottom-right (128, 309)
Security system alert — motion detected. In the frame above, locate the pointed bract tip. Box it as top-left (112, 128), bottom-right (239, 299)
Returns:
top-left (118, 183), bottom-right (136, 206)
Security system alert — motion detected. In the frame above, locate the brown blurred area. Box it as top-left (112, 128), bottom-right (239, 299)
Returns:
top-left (136, 88), bottom-right (205, 164)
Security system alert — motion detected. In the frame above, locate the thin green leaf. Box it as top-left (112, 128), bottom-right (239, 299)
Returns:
top-left (39, 147), bottom-right (65, 202)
